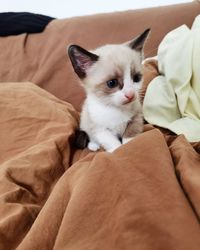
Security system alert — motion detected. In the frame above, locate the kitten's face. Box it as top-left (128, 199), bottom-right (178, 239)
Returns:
top-left (82, 45), bottom-right (143, 106)
top-left (68, 29), bottom-right (150, 107)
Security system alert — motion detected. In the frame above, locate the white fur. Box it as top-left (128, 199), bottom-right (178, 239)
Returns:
top-left (79, 43), bottom-right (144, 152)
top-left (80, 94), bottom-right (141, 152)
top-left (88, 141), bottom-right (100, 151)
top-left (122, 137), bottom-right (133, 144)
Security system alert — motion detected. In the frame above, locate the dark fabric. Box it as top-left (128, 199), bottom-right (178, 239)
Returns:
top-left (0, 12), bottom-right (55, 36)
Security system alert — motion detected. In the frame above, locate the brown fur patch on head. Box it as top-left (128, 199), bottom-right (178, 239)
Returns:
top-left (81, 41), bottom-right (145, 101)
top-left (95, 81), bottom-right (120, 96)
top-left (94, 73), bottom-right (124, 97)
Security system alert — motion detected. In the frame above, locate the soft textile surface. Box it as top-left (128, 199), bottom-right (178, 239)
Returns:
top-left (1, 82), bottom-right (200, 250)
top-left (0, 82), bottom-right (79, 249)
top-left (0, 2), bottom-right (199, 111)
top-left (1, 3), bottom-right (200, 249)
top-left (0, 12), bottom-right (55, 36)
top-left (143, 15), bottom-right (200, 142)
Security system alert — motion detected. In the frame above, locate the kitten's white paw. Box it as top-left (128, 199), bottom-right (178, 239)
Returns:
top-left (122, 137), bottom-right (134, 145)
top-left (88, 142), bottom-right (100, 151)
top-left (107, 145), bottom-right (121, 153)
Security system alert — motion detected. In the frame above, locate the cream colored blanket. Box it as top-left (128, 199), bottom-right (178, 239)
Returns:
top-left (143, 15), bottom-right (200, 142)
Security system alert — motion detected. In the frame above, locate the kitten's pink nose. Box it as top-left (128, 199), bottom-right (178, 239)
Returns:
top-left (125, 92), bottom-right (135, 102)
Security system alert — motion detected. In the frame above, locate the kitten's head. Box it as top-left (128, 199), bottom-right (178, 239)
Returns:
top-left (68, 29), bottom-right (150, 107)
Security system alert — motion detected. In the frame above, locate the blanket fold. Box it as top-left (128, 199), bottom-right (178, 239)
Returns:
top-left (143, 15), bottom-right (200, 142)
top-left (0, 82), bottom-right (200, 250)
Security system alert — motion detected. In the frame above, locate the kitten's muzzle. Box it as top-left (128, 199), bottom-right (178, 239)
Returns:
top-left (123, 92), bottom-right (136, 104)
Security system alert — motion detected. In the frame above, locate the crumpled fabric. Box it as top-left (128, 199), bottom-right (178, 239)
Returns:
top-left (143, 15), bottom-right (200, 142)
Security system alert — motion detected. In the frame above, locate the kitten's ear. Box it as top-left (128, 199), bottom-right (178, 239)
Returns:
top-left (68, 45), bottom-right (99, 78)
top-left (128, 28), bottom-right (151, 51)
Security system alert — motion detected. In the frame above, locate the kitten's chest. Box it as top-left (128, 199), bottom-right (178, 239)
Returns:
top-left (88, 101), bottom-right (131, 132)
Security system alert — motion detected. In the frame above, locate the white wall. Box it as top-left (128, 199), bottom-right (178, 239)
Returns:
top-left (0, 0), bottom-right (192, 18)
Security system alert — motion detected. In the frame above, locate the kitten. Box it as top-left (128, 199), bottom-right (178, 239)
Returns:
top-left (68, 29), bottom-right (150, 152)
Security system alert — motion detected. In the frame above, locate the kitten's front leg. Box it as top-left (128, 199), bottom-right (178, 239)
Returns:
top-left (122, 111), bottom-right (143, 145)
top-left (122, 137), bottom-right (133, 144)
top-left (94, 130), bottom-right (121, 153)
top-left (88, 141), bottom-right (100, 151)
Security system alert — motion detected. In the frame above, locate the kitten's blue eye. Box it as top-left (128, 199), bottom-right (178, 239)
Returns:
top-left (107, 79), bottom-right (119, 88)
top-left (133, 73), bottom-right (142, 83)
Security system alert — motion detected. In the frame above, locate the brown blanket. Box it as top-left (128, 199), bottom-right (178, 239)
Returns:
top-left (1, 2), bottom-right (200, 249)
top-left (0, 82), bottom-right (200, 250)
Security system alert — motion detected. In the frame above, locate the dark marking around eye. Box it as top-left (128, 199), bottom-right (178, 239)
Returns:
top-left (106, 79), bottom-right (119, 88)
top-left (132, 73), bottom-right (142, 83)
